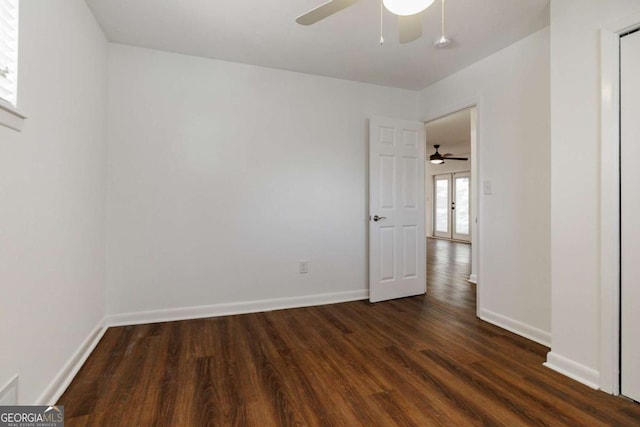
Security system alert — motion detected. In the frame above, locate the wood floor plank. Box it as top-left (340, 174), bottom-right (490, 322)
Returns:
top-left (59, 238), bottom-right (640, 426)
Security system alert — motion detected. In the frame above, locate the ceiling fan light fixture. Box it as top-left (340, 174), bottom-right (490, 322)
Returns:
top-left (430, 158), bottom-right (444, 165)
top-left (383, 0), bottom-right (435, 16)
top-left (434, 35), bottom-right (451, 48)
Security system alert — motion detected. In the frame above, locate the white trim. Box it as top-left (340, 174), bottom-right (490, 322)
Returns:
top-left (106, 289), bottom-right (369, 327)
top-left (0, 100), bottom-right (25, 131)
top-left (544, 352), bottom-right (600, 390)
top-left (0, 374), bottom-right (19, 405)
top-left (469, 105), bottom-right (479, 295)
top-left (34, 291), bottom-right (368, 405)
top-left (599, 10), bottom-right (640, 395)
top-left (468, 274), bottom-right (477, 284)
top-left (599, 27), bottom-right (621, 396)
top-left (479, 308), bottom-right (550, 347)
top-left (35, 318), bottom-right (107, 405)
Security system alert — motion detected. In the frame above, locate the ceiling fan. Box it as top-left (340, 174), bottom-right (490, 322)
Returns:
top-left (296, 0), bottom-right (436, 44)
top-left (429, 145), bottom-right (468, 164)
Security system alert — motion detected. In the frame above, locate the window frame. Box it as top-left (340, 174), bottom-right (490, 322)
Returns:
top-left (0, 0), bottom-right (25, 131)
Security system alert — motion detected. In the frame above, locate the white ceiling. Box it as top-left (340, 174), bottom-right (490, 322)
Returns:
top-left (85, 0), bottom-right (549, 90)
top-left (426, 108), bottom-right (471, 155)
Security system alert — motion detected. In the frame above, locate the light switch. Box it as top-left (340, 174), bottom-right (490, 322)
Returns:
top-left (483, 180), bottom-right (492, 195)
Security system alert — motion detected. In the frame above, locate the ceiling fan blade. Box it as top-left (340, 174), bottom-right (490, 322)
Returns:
top-left (296, 0), bottom-right (359, 25)
top-left (444, 157), bottom-right (468, 161)
top-left (398, 12), bottom-right (423, 44)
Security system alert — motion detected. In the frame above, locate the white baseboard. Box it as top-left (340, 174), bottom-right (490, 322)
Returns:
top-left (544, 351), bottom-right (600, 389)
top-left (36, 318), bottom-right (107, 405)
top-left (106, 289), bottom-right (369, 327)
top-left (468, 274), bottom-right (477, 284)
top-left (33, 290), bottom-right (368, 405)
top-left (479, 308), bottom-right (551, 347)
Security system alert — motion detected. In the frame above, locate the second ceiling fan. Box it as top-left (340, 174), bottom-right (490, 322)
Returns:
top-left (296, 0), bottom-right (437, 44)
top-left (429, 145), bottom-right (468, 164)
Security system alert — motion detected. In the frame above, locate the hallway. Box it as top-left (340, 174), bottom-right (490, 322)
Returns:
top-left (427, 237), bottom-right (473, 308)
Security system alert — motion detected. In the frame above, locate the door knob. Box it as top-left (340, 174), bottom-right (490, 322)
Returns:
top-left (373, 215), bottom-right (387, 222)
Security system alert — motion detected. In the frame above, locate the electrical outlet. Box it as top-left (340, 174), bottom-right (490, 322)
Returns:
top-left (299, 261), bottom-right (309, 274)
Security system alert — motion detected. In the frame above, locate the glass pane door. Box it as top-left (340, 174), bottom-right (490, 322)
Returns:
top-left (433, 175), bottom-right (451, 238)
top-left (453, 173), bottom-right (471, 241)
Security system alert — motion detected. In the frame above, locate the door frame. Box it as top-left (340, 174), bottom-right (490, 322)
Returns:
top-left (599, 13), bottom-right (640, 395)
top-left (423, 101), bottom-right (481, 315)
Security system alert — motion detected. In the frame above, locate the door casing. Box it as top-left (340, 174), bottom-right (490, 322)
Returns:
top-left (599, 13), bottom-right (640, 395)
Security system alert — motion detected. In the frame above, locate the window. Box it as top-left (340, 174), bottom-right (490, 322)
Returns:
top-left (0, 0), bottom-right (19, 107)
top-left (0, 0), bottom-right (24, 131)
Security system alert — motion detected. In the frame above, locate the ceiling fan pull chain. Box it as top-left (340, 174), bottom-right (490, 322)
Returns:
top-left (441, 0), bottom-right (445, 37)
top-left (434, 0), bottom-right (451, 48)
top-left (379, 0), bottom-right (385, 45)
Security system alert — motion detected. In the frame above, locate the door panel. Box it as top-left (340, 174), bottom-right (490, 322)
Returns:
top-left (403, 225), bottom-right (418, 279)
top-left (453, 173), bottom-right (471, 241)
top-left (621, 29), bottom-right (640, 403)
top-left (402, 157), bottom-right (418, 208)
top-left (433, 175), bottom-right (451, 238)
top-left (379, 226), bottom-right (396, 282)
top-left (380, 155), bottom-right (396, 208)
top-left (369, 117), bottom-right (426, 303)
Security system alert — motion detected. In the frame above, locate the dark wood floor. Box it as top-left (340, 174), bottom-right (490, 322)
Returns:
top-left (59, 238), bottom-right (640, 426)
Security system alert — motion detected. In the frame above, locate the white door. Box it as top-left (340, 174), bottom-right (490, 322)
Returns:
top-left (621, 29), bottom-right (640, 403)
top-left (452, 173), bottom-right (471, 242)
top-left (369, 116), bottom-right (426, 303)
top-left (433, 174), bottom-right (451, 239)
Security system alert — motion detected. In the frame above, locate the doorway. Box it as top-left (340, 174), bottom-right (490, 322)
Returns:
top-left (425, 106), bottom-right (476, 283)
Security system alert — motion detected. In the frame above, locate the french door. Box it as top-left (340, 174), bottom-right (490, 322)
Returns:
top-left (433, 172), bottom-right (471, 242)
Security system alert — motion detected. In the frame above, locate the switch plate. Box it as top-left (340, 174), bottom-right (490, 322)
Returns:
top-left (299, 261), bottom-right (309, 274)
top-left (483, 180), bottom-right (493, 195)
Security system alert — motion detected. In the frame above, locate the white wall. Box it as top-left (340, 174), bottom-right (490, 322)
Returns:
top-left (105, 44), bottom-right (417, 316)
top-left (548, 0), bottom-right (640, 388)
top-left (0, 0), bottom-right (107, 404)
top-left (418, 28), bottom-right (551, 344)
top-left (425, 157), bottom-right (471, 238)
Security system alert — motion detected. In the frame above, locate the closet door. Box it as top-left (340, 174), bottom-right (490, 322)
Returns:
top-left (621, 29), bottom-right (640, 403)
